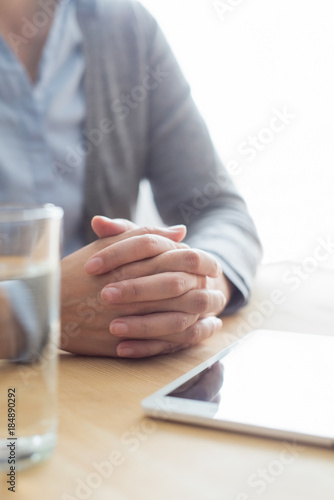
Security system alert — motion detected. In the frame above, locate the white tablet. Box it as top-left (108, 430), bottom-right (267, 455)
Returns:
top-left (142, 330), bottom-right (334, 447)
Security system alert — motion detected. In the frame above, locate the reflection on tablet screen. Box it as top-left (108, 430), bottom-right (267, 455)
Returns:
top-left (167, 331), bottom-right (334, 438)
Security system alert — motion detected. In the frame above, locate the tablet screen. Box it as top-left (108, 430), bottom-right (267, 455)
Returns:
top-left (167, 330), bottom-right (334, 438)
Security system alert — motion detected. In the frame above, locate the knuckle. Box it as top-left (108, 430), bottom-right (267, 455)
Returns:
top-left (198, 275), bottom-right (207, 289)
top-left (170, 275), bottom-right (187, 295)
top-left (129, 281), bottom-right (140, 298)
top-left (173, 314), bottom-right (190, 332)
top-left (185, 249), bottom-right (201, 272)
top-left (139, 320), bottom-right (148, 336)
top-left (200, 321), bottom-right (215, 341)
top-left (207, 318), bottom-right (218, 337)
top-left (141, 234), bottom-right (159, 253)
top-left (140, 225), bottom-right (158, 235)
top-left (184, 322), bottom-right (201, 346)
top-left (194, 291), bottom-right (210, 313)
top-left (161, 342), bottom-right (180, 355)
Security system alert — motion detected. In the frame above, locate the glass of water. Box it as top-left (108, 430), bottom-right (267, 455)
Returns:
top-left (0, 204), bottom-right (63, 472)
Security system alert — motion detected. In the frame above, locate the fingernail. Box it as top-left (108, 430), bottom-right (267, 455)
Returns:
top-left (84, 257), bottom-right (103, 274)
top-left (168, 225), bottom-right (186, 232)
top-left (101, 287), bottom-right (121, 302)
top-left (99, 216), bottom-right (112, 221)
top-left (103, 217), bottom-right (127, 227)
top-left (110, 322), bottom-right (129, 336)
top-left (93, 215), bottom-right (111, 222)
top-left (117, 346), bottom-right (135, 357)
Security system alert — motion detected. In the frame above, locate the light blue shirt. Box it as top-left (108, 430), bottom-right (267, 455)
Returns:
top-left (0, 0), bottom-right (86, 256)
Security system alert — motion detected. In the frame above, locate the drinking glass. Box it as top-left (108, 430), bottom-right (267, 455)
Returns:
top-left (0, 204), bottom-right (63, 473)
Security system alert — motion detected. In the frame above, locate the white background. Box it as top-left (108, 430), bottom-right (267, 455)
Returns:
top-left (136, 0), bottom-right (334, 267)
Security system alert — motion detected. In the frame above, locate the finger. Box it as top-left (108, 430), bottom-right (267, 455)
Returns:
top-left (85, 234), bottom-right (188, 275)
top-left (116, 317), bottom-right (223, 358)
top-left (102, 285), bottom-right (226, 316)
top-left (97, 225), bottom-right (187, 246)
top-left (100, 288), bottom-right (226, 318)
top-left (101, 272), bottom-right (206, 303)
top-left (92, 216), bottom-right (138, 238)
top-left (110, 311), bottom-right (199, 338)
top-left (156, 289), bottom-right (227, 316)
top-left (86, 226), bottom-right (188, 263)
top-left (155, 249), bottom-right (221, 278)
top-left (114, 248), bottom-right (222, 282)
top-left (92, 217), bottom-right (187, 242)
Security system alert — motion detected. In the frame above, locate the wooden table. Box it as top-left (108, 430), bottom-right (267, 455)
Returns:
top-left (2, 263), bottom-right (334, 500)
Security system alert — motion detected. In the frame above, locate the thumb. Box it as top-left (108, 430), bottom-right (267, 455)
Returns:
top-left (91, 216), bottom-right (138, 238)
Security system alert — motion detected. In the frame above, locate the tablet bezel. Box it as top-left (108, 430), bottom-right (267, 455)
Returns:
top-left (141, 330), bottom-right (334, 448)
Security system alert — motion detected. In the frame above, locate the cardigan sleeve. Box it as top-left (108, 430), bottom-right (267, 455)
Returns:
top-left (133, 3), bottom-right (263, 314)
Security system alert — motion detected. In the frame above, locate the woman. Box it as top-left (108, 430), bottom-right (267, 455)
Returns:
top-left (0, 0), bottom-right (262, 357)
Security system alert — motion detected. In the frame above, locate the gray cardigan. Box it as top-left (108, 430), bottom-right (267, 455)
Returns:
top-left (75, 0), bottom-right (262, 314)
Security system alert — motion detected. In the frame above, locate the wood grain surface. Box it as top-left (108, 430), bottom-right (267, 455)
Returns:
top-left (1, 263), bottom-right (334, 500)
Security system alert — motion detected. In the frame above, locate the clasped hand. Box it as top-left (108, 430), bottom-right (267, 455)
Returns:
top-left (60, 217), bottom-right (231, 358)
